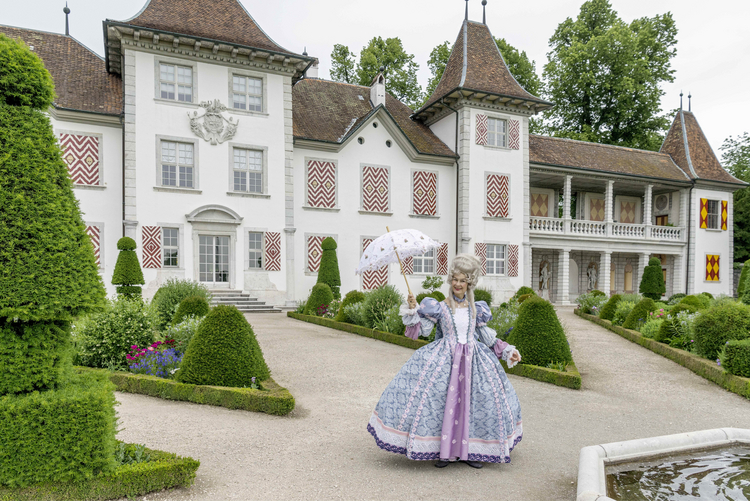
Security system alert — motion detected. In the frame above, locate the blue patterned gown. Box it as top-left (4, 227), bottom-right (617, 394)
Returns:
top-left (367, 298), bottom-right (522, 463)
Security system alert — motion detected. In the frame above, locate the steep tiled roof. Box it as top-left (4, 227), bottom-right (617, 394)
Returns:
top-left (293, 78), bottom-right (456, 158)
top-left (119, 0), bottom-right (301, 57)
top-left (660, 110), bottom-right (744, 185)
top-left (415, 21), bottom-right (550, 118)
top-left (0, 25), bottom-right (122, 115)
top-left (529, 135), bottom-right (691, 182)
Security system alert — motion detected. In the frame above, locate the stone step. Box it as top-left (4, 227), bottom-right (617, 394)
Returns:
top-left (212, 300), bottom-right (266, 306)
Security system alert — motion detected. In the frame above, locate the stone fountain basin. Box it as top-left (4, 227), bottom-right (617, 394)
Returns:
top-left (576, 427), bottom-right (750, 501)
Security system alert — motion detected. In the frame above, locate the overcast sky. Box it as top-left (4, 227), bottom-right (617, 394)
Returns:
top-left (3, 0), bottom-right (749, 158)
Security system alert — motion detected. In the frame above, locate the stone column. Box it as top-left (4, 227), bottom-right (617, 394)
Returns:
top-left (524, 242), bottom-right (532, 288)
top-left (457, 108), bottom-right (472, 254)
top-left (672, 253), bottom-right (684, 297)
top-left (600, 251), bottom-right (612, 296)
top-left (558, 248), bottom-right (571, 304)
top-left (644, 184), bottom-right (654, 234)
top-left (605, 180), bottom-right (614, 237)
top-left (283, 77), bottom-right (297, 305)
top-left (563, 175), bottom-right (572, 233)
top-left (123, 49), bottom-right (137, 239)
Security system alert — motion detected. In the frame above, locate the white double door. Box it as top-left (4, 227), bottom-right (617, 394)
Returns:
top-left (199, 235), bottom-right (230, 288)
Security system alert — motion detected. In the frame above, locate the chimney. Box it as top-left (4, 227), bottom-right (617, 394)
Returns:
top-left (306, 58), bottom-right (319, 79)
top-left (370, 66), bottom-right (386, 108)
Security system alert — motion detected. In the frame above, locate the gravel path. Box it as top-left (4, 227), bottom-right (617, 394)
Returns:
top-left (117, 307), bottom-right (750, 501)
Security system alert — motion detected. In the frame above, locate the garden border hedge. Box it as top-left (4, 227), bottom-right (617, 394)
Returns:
top-left (75, 367), bottom-right (294, 416)
top-left (288, 312), bottom-right (581, 389)
top-left (574, 309), bottom-right (750, 399)
top-left (0, 444), bottom-right (199, 501)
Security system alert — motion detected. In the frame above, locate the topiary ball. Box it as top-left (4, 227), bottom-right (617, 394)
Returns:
top-left (172, 295), bottom-right (210, 325)
top-left (622, 298), bottom-right (656, 330)
top-left (474, 288), bottom-right (493, 305)
top-left (117, 237), bottom-right (137, 251)
top-left (678, 295), bottom-right (707, 310)
top-left (305, 283), bottom-right (333, 316)
top-left (693, 301), bottom-right (750, 360)
top-left (668, 302), bottom-right (698, 317)
top-left (513, 286), bottom-right (535, 299)
top-left (176, 305), bottom-right (270, 387)
top-left (701, 291), bottom-right (714, 300)
top-left (507, 296), bottom-right (572, 367)
top-left (415, 292), bottom-right (431, 304)
top-left (599, 294), bottom-right (622, 321)
top-left (321, 237), bottom-right (337, 251)
top-left (0, 34), bottom-right (55, 109)
top-left (334, 290), bottom-right (366, 322)
top-left (431, 291), bottom-right (446, 302)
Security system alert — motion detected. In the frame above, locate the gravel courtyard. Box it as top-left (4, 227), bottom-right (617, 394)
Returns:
top-left (116, 307), bottom-right (750, 501)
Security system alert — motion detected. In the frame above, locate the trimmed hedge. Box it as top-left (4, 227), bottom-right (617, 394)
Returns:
top-left (639, 257), bottom-right (666, 301)
top-left (0, 443), bottom-right (199, 501)
top-left (334, 290), bottom-right (365, 323)
top-left (507, 296), bottom-right (572, 367)
top-left (317, 237), bottom-right (341, 300)
top-left (177, 305), bottom-right (270, 387)
top-left (722, 340), bottom-right (750, 378)
top-left (0, 319), bottom-right (71, 395)
top-left (576, 310), bottom-right (750, 400)
top-left (171, 296), bottom-right (210, 326)
top-left (0, 371), bottom-right (116, 488)
top-left (111, 237), bottom-right (144, 299)
top-left (78, 367), bottom-right (294, 416)
top-left (622, 298), bottom-right (656, 330)
top-left (502, 360), bottom-right (581, 390)
top-left (599, 294), bottom-right (622, 321)
top-left (304, 283), bottom-right (333, 316)
top-left (679, 294), bottom-right (709, 310)
top-left (693, 301), bottom-right (750, 360)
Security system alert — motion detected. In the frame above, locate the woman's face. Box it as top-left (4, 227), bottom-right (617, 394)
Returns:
top-left (451, 273), bottom-right (468, 297)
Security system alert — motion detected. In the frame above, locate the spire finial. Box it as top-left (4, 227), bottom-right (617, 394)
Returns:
top-left (679, 90), bottom-right (683, 110)
top-left (303, 46), bottom-right (308, 56)
top-left (465, 0), bottom-right (469, 21)
top-left (63, 2), bottom-right (70, 36)
top-left (482, 0), bottom-right (487, 24)
top-left (688, 91), bottom-right (692, 112)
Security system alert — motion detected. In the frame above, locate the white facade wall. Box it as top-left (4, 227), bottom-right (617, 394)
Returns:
top-left (692, 186), bottom-right (732, 296)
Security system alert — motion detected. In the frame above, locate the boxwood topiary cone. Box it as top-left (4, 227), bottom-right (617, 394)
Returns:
top-left (172, 295), bottom-right (210, 325)
top-left (112, 237), bottom-right (145, 299)
top-left (599, 294), bottom-right (622, 320)
top-left (507, 296), bottom-right (573, 367)
top-left (317, 237), bottom-right (341, 300)
top-left (622, 298), bottom-right (656, 330)
top-left (737, 260), bottom-right (750, 298)
top-left (639, 257), bottom-right (666, 301)
top-left (176, 305), bottom-right (270, 387)
top-left (305, 283), bottom-right (334, 316)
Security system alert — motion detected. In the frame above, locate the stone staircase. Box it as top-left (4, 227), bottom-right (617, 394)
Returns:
top-left (209, 290), bottom-right (281, 313)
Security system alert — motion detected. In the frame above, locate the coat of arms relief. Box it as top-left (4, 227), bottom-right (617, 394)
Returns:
top-left (188, 100), bottom-right (238, 145)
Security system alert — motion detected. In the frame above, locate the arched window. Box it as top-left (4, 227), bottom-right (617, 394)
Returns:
top-left (624, 262), bottom-right (633, 293)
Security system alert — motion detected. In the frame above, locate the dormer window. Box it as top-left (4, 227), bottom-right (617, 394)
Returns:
top-left (488, 118), bottom-right (507, 148)
top-left (232, 75), bottom-right (263, 112)
top-left (159, 63), bottom-right (192, 102)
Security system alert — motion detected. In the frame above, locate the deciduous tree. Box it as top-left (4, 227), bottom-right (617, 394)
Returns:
top-left (356, 36), bottom-right (423, 109)
top-left (330, 44), bottom-right (356, 84)
top-left (721, 132), bottom-right (750, 262)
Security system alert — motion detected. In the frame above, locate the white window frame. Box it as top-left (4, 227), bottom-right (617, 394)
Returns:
top-left (162, 227), bottom-right (180, 268)
top-left (486, 244), bottom-right (507, 276)
top-left (160, 140), bottom-right (194, 188)
top-left (154, 58), bottom-right (197, 104)
top-left (154, 135), bottom-right (200, 192)
top-left (233, 149), bottom-right (263, 194)
top-left (413, 249), bottom-right (435, 274)
top-left (227, 69), bottom-right (268, 116)
top-left (487, 117), bottom-right (507, 148)
top-left (706, 199), bottom-right (720, 230)
top-left (248, 231), bottom-right (264, 270)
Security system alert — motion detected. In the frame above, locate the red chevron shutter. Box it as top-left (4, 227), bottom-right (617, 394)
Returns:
top-left (412, 170), bottom-right (437, 216)
top-left (142, 226), bottom-right (162, 269)
top-left (486, 174), bottom-right (510, 218)
top-left (60, 133), bottom-right (101, 185)
top-left (722, 200), bottom-right (728, 230)
top-left (475, 243), bottom-right (487, 275)
top-left (264, 232), bottom-right (281, 271)
top-left (307, 160), bottom-right (336, 208)
top-left (85, 225), bottom-right (102, 268)
top-left (307, 236), bottom-right (325, 272)
top-left (436, 243), bottom-right (448, 275)
top-left (507, 245), bottom-right (519, 277)
top-left (402, 256), bottom-right (413, 275)
top-left (362, 238), bottom-right (388, 290)
top-left (699, 198), bottom-right (708, 229)
top-left (508, 119), bottom-right (520, 149)
top-left (476, 114), bottom-right (488, 145)
top-left (362, 165), bottom-right (389, 212)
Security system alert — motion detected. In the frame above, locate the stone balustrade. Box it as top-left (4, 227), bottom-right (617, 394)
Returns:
top-left (528, 216), bottom-right (685, 242)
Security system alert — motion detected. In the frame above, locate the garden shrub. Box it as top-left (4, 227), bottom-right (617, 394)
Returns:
top-left (639, 257), bottom-right (666, 301)
top-left (172, 295), bottom-right (210, 325)
top-left (74, 297), bottom-right (155, 371)
top-left (656, 311), bottom-right (700, 350)
top-left (416, 292), bottom-right (431, 304)
top-left (622, 298), bottom-right (657, 330)
top-left (621, 293), bottom-right (642, 303)
top-left (0, 371), bottom-right (116, 488)
top-left (693, 301), bottom-right (750, 360)
top-left (517, 294), bottom-right (533, 303)
top-left (111, 237), bottom-right (145, 299)
top-left (507, 296), bottom-right (572, 367)
top-left (721, 339), bottom-right (750, 378)
top-left (151, 278), bottom-right (212, 332)
top-left (422, 275), bottom-right (444, 294)
top-left (304, 283), bottom-right (333, 316)
top-left (640, 319), bottom-right (663, 339)
top-left (162, 317), bottom-right (202, 353)
top-left (0, 33), bottom-right (55, 108)
top-left (737, 260), bottom-right (750, 298)
top-left (669, 301), bottom-right (699, 317)
top-left (362, 285), bottom-right (403, 328)
top-left (513, 286), bottom-right (536, 299)
top-left (612, 301), bottom-right (636, 326)
top-left (667, 293), bottom-right (687, 305)
top-left (317, 237), bottom-right (341, 300)
top-left (474, 288), bottom-right (493, 305)
top-left (488, 300), bottom-right (520, 340)
top-left (334, 290), bottom-right (366, 322)
top-left (177, 305), bottom-right (270, 387)
top-left (431, 291), bottom-right (446, 302)
top-left (599, 294), bottom-right (622, 320)
top-left (701, 291), bottom-right (714, 300)
top-left (576, 291), bottom-right (608, 315)
top-left (343, 301), bottom-right (367, 326)
top-left (590, 290), bottom-right (606, 297)
top-left (678, 295), bottom-right (707, 310)
top-left (373, 305), bottom-right (406, 336)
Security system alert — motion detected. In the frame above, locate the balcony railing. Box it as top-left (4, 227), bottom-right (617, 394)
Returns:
top-left (529, 216), bottom-right (685, 242)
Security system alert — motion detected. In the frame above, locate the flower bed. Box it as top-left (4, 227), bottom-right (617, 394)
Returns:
top-left (288, 312), bottom-right (580, 389)
top-left (0, 443), bottom-right (199, 501)
top-left (76, 367), bottom-right (294, 416)
top-left (575, 309), bottom-right (750, 399)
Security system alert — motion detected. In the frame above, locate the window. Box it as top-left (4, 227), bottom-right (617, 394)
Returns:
top-left (232, 75), bottom-right (262, 111)
top-left (162, 228), bottom-right (179, 267)
top-left (159, 63), bottom-right (192, 102)
top-left (706, 199), bottom-right (719, 229)
top-left (487, 118), bottom-right (507, 147)
top-left (413, 249), bottom-right (435, 274)
top-left (486, 244), bottom-right (506, 275)
top-left (161, 141), bottom-right (194, 188)
top-left (233, 149), bottom-right (263, 193)
top-left (248, 232), bottom-right (263, 269)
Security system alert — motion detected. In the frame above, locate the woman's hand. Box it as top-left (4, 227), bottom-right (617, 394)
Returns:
top-left (508, 351), bottom-right (521, 365)
top-left (407, 294), bottom-right (417, 309)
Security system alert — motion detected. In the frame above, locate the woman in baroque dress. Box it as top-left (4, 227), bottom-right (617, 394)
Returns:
top-left (367, 254), bottom-right (523, 468)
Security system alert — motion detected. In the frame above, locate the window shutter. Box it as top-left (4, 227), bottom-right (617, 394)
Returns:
top-left (402, 256), bottom-right (413, 275)
top-left (307, 160), bottom-right (336, 208)
top-left (362, 238), bottom-right (388, 290)
top-left (85, 225), bottom-right (102, 268)
top-left (264, 232), bottom-right (281, 271)
top-left (307, 236), bottom-right (325, 272)
top-left (699, 198), bottom-right (708, 228)
top-left (486, 174), bottom-right (510, 218)
top-left (362, 165), bottom-right (389, 212)
top-left (475, 243), bottom-right (487, 275)
top-left (508, 119), bottom-right (520, 149)
top-left (142, 226), bottom-right (162, 269)
top-left (60, 133), bottom-right (100, 185)
top-left (476, 114), bottom-right (488, 145)
top-left (436, 243), bottom-right (448, 275)
top-left (412, 170), bottom-right (437, 216)
top-left (722, 200), bottom-right (728, 230)
top-left (706, 254), bottom-right (720, 281)
top-left (507, 244), bottom-right (519, 277)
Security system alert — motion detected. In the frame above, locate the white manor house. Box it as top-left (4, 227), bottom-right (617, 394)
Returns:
top-left (2, 0), bottom-right (744, 306)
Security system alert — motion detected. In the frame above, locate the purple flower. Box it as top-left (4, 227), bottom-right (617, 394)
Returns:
top-left (717, 359), bottom-right (721, 366)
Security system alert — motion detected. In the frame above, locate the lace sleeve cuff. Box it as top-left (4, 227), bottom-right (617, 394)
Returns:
top-left (502, 344), bottom-right (521, 369)
top-left (399, 304), bottom-right (420, 326)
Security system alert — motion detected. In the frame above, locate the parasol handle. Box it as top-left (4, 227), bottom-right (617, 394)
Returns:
top-left (387, 226), bottom-right (413, 297)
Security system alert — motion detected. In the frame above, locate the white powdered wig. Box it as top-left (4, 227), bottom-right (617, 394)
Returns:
top-left (446, 253), bottom-right (482, 318)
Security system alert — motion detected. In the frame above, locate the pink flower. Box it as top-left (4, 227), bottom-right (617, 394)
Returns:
top-left (148, 347), bottom-right (154, 351)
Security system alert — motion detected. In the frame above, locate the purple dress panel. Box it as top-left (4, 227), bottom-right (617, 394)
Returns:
top-left (440, 340), bottom-right (472, 460)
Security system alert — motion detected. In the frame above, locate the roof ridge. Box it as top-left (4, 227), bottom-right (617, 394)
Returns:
top-left (0, 24), bottom-right (105, 61)
top-left (530, 134), bottom-right (673, 157)
top-left (302, 77), bottom-right (370, 90)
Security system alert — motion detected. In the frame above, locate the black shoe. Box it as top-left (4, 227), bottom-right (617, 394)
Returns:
top-left (463, 460), bottom-right (483, 469)
top-left (434, 460), bottom-right (451, 468)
